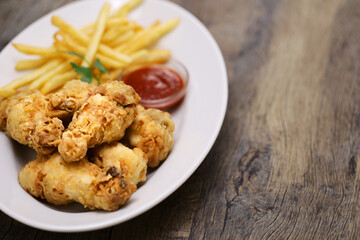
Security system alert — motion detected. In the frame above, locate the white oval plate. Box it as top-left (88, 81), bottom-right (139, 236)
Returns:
top-left (0, 0), bottom-right (228, 232)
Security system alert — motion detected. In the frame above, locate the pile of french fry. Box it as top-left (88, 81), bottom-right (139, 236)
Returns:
top-left (0, 0), bottom-right (179, 98)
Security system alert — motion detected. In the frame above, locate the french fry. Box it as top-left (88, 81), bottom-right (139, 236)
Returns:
top-left (12, 44), bottom-right (57, 56)
top-left (12, 42), bottom-right (67, 59)
top-left (15, 58), bottom-right (49, 71)
top-left (52, 15), bottom-right (130, 63)
top-left (81, 3), bottom-right (110, 67)
top-left (29, 60), bottom-right (72, 89)
top-left (53, 32), bottom-right (74, 53)
top-left (62, 33), bottom-right (125, 69)
top-left (98, 44), bottom-right (131, 65)
top-left (100, 68), bottom-right (122, 82)
top-left (81, 0), bottom-right (142, 34)
top-left (107, 30), bottom-right (134, 48)
top-left (53, 31), bottom-right (64, 42)
top-left (5, 59), bottom-right (61, 90)
top-left (6, 0), bottom-right (179, 97)
top-left (149, 49), bottom-right (171, 58)
top-left (0, 87), bottom-right (16, 98)
top-left (84, 18), bottom-right (128, 36)
top-left (112, 0), bottom-right (143, 18)
top-left (62, 34), bottom-right (87, 53)
top-left (120, 49), bottom-right (171, 78)
top-left (130, 49), bottom-right (149, 61)
top-left (81, 25), bottom-right (94, 36)
top-left (131, 50), bottom-right (170, 65)
top-left (122, 19), bottom-right (179, 54)
top-left (41, 71), bottom-right (77, 94)
top-left (101, 23), bottom-right (131, 43)
top-left (52, 16), bottom-right (88, 45)
top-left (115, 29), bottom-right (145, 52)
top-left (130, 49), bottom-right (171, 64)
top-left (105, 17), bottom-right (128, 29)
top-left (53, 40), bottom-right (69, 52)
top-left (115, 22), bottom-right (159, 53)
top-left (97, 54), bottom-right (126, 69)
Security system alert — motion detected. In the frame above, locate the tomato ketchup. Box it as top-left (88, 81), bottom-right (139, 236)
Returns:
top-left (123, 65), bottom-right (187, 109)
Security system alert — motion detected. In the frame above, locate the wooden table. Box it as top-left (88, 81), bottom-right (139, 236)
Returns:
top-left (1, 0), bottom-right (359, 239)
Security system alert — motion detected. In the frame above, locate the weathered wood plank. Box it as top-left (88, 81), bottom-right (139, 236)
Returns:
top-left (0, 211), bottom-right (13, 239)
top-left (1, 0), bottom-right (360, 239)
top-left (2, 220), bottom-right (37, 240)
top-left (110, 172), bottom-right (202, 239)
top-left (35, 228), bottom-right (111, 240)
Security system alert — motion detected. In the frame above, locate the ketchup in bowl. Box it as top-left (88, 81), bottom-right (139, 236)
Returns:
top-left (122, 59), bottom-right (188, 109)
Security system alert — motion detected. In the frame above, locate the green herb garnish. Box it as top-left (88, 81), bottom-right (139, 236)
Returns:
top-left (64, 51), bottom-right (85, 59)
top-left (93, 58), bottom-right (107, 73)
top-left (63, 51), bottom-right (108, 84)
top-left (70, 63), bottom-right (93, 83)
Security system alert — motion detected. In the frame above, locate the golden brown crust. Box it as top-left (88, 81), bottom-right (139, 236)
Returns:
top-left (0, 97), bottom-right (11, 130)
top-left (58, 94), bottom-right (137, 162)
top-left (126, 105), bottom-right (175, 167)
top-left (93, 80), bottom-right (140, 106)
top-left (2, 89), bottom-right (64, 154)
top-left (45, 80), bottom-right (96, 119)
top-left (92, 142), bottom-right (148, 185)
top-left (18, 152), bottom-right (136, 211)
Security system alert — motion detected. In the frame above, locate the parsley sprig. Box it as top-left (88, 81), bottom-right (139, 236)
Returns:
top-left (64, 51), bottom-right (108, 84)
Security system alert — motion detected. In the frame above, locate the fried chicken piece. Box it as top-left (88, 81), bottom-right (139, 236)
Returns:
top-left (126, 105), bottom-right (175, 168)
top-left (58, 94), bottom-right (137, 162)
top-left (18, 152), bottom-right (136, 211)
top-left (0, 89), bottom-right (64, 154)
top-left (92, 142), bottom-right (147, 185)
top-left (0, 96), bottom-right (11, 130)
top-left (0, 89), bottom-right (35, 131)
top-left (58, 81), bottom-right (140, 162)
top-left (45, 80), bottom-right (95, 119)
top-left (93, 80), bottom-right (141, 106)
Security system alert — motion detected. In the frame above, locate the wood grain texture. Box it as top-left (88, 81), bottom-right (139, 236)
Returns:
top-left (1, 0), bottom-right (360, 239)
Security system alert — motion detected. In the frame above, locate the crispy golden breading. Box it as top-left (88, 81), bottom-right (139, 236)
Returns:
top-left (45, 80), bottom-right (96, 119)
top-left (0, 96), bottom-right (11, 130)
top-left (58, 94), bottom-right (137, 162)
top-left (0, 89), bottom-right (64, 154)
top-left (0, 78), bottom-right (175, 211)
top-left (126, 105), bottom-right (175, 167)
top-left (92, 142), bottom-right (147, 185)
top-left (18, 152), bottom-right (136, 211)
top-left (93, 80), bottom-right (141, 106)
top-left (58, 80), bottom-right (140, 162)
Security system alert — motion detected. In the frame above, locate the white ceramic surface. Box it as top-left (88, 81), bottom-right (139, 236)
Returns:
top-left (0, 0), bottom-right (228, 232)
